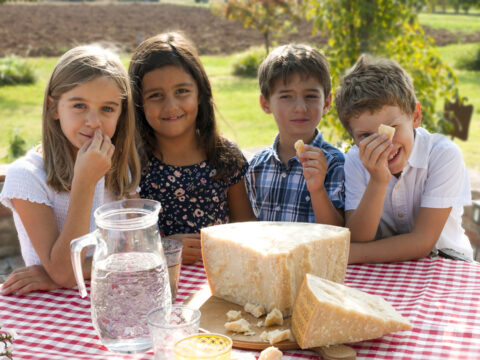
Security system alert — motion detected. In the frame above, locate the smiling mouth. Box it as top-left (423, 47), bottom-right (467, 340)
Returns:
top-left (162, 114), bottom-right (184, 121)
top-left (388, 148), bottom-right (400, 161)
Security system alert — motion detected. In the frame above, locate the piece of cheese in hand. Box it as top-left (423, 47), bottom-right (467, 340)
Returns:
top-left (291, 273), bottom-right (412, 349)
top-left (201, 222), bottom-right (350, 316)
top-left (294, 139), bottom-right (305, 156)
top-left (378, 124), bottom-right (395, 140)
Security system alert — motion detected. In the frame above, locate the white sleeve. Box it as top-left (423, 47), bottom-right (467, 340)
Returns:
top-left (421, 139), bottom-right (471, 208)
top-left (344, 146), bottom-right (369, 211)
top-left (0, 156), bottom-right (53, 210)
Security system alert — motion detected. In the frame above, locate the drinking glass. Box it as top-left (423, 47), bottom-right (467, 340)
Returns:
top-left (174, 333), bottom-right (232, 360)
top-left (148, 305), bottom-right (201, 360)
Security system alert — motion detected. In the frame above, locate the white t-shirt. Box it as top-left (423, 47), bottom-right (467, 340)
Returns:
top-left (0, 150), bottom-right (113, 266)
top-left (345, 127), bottom-right (473, 260)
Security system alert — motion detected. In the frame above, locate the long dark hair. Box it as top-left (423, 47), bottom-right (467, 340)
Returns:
top-left (129, 32), bottom-right (244, 180)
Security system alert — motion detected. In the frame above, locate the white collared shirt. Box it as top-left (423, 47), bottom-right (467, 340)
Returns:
top-left (345, 127), bottom-right (473, 260)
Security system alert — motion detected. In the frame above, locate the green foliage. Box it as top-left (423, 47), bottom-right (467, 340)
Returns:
top-left (0, 56), bottom-right (36, 86)
top-left (456, 46), bottom-right (480, 70)
top-left (210, 0), bottom-right (304, 53)
top-left (306, 0), bottom-right (461, 143)
top-left (232, 47), bottom-right (266, 77)
top-left (4, 129), bottom-right (27, 162)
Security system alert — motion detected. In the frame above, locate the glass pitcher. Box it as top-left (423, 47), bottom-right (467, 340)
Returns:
top-left (71, 199), bottom-right (172, 354)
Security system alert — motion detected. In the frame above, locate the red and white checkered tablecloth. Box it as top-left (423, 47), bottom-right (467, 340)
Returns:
top-left (1, 257), bottom-right (479, 360)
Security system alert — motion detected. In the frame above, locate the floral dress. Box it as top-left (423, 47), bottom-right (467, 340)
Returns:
top-left (140, 156), bottom-right (248, 236)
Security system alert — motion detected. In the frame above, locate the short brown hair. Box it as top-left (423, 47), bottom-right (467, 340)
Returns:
top-left (335, 54), bottom-right (417, 133)
top-left (258, 44), bottom-right (331, 100)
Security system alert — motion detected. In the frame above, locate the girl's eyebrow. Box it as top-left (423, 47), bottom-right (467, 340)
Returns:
top-left (67, 97), bottom-right (120, 106)
top-left (143, 82), bottom-right (195, 94)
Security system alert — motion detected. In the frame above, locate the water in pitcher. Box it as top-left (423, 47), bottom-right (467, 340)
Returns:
top-left (90, 251), bottom-right (171, 353)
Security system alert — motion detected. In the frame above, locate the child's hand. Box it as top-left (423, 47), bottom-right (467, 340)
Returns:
top-left (298, 145), bottom-right (328, 193)
top-left (0, 265), bottom-right (61, 296)
top-left (164, 233), bottom-right (202, 265)
top-left (74, 129), bottom-right (115, 185)
top-left (358, 134), bottom-right (392, 184)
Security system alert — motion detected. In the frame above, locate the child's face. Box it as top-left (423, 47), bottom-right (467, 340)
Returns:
top-left (142, 65), bottom-right (199, 143)
top-left (349, 105), bottom-right (421, 175)
top-left (260, 73), bottom-right (331, 141)
top-left (53, 76), bottom-right (122, 151)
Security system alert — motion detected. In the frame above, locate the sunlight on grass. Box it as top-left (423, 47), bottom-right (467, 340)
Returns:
top-left (419, 13), bottom-right (480, 33)
top-left (1, 43), bottom-right (479, 169)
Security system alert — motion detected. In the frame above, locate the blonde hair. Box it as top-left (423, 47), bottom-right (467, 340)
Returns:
top-left (43, 44), bottom-right (140, 197)
top-left (335, 54), bottom-right (417, 133)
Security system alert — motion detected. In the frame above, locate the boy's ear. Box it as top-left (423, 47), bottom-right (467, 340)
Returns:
top-left (413, 103), bottom-right (422, 128)
top-left (47, 96), bottom-right (59, 120)
top-left (323, 93), bottom-right (333, 113)
top-left (259, 94), bottom-right (272, 114)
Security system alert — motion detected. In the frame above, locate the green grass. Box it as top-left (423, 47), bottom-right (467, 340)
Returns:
top-left (1, 43), bottom-right (479, 169)
top-left (437, 42), bottom-right (480, 171)
top-left (418, 13), bottom-right (480, 33)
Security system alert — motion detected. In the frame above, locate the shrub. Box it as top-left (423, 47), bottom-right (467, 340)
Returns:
top-left (3, 129), bottom-right (27, 162)
top-left (232, 47), bottom-right (267, 78)
top-left (456, 46), bottom-right (480, 71)
top-left (0, 56), bottom-right (36, 86)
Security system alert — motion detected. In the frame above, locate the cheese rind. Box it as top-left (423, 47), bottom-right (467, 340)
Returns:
top-left (201, 222), bottom-right (350, 316)
top-left (291, 273), bottom-right (412, 349)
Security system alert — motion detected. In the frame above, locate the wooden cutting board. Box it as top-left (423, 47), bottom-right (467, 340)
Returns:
top-left (183, 285), bottom-right (297, 350)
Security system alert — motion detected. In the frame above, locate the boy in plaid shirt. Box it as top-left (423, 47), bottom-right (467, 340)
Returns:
top-left (245, 44), bottom-right (345, 225)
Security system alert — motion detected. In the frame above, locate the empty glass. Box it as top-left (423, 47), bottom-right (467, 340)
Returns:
top-left (148, 305), bottom-right (201, 360)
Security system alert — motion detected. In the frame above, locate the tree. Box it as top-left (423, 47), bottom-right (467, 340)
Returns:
top-left (211, 0), bottom-right (304, 53)
top-left (305, 0), bottom-right (461, 142)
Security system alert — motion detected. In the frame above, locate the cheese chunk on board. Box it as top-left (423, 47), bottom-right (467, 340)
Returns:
top-left (201, 222), bottom-right (350, 316)
top-left (378, 124), bottom-right (395, 140)
top-left (291, 273), bottom-right (412, 349)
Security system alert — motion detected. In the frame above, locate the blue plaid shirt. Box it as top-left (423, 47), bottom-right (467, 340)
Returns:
top-left (246, 130), bottom-right (345, 222)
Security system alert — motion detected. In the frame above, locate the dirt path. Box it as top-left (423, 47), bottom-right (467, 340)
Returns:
top-left (1, 3), bottom-right (479, 57)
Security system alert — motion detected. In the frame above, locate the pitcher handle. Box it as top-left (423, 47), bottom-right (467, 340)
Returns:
top-left (70, 232), bottom-right (98, 298)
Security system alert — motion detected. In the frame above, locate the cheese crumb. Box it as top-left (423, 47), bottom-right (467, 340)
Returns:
top-left (244, 303), bottom-right (265, 318)
top-left (265, 308), bottom-right (283, 327)
top-left (224, 318), bottom-right (252, 333)
top-left (226, 310), bottom-right (242, 321)
top-left (260, 329), bottom-right (292, 345)
top-left (256, 320), bottom-right (265, 327)
top-left (259, 346), bottom-right (283, 360)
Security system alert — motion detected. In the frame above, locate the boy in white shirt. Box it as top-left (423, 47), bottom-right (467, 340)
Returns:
top-left (335, 55), bottom-right (473, 263)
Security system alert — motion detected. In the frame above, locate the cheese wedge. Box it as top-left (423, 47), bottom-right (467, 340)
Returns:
top-left (291, 273), bottom-right (412, 349)
top-left (201, 222), bottom-right (350, 316)
top-left (378, 124), bottom-right (395, 140)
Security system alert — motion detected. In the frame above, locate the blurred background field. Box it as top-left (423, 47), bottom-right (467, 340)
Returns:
top-left (0, 1), bottom-right (479, 171)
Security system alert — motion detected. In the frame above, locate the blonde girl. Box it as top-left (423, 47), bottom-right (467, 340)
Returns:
top-left (0, 45), bottom-right (140, 295)
top-left (129, 32), bottom-right (255, 264)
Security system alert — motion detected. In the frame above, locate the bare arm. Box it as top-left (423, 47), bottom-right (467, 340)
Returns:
top-left (227, 178), bottom-right (257, 222)
top-left (349, 207), bottom-right (451, 264)
top-left (11, 131), bottom-right (114, 289)
top-left (346, 134), bottom-right (392, 241)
